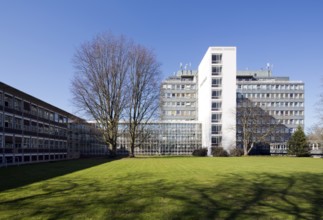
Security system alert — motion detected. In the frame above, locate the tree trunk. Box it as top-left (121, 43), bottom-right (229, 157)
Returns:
top-left (130, 143), bottom-right (135, 157)
top-left (109, 143), bottom-right (117, 158)
top-left (243, 140), bottom-right (248, 156)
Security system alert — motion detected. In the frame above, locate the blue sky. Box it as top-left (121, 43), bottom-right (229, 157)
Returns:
top-left (0, 0), bottom-right (322, 131)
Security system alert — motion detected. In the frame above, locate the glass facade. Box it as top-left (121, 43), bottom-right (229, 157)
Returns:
top-left (117, 122), bottom-right (202, 155)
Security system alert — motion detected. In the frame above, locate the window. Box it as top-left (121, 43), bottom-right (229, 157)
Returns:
top-left (212, 102), bottom-right (221, 111)
top-left (31, 105), bottom-right (38, 115)
top-left (4, 94), bottom-right (13, 108)
top-left (49, 112), bottom-right (54, 121)
top-left (212, 54), bottom-right (222, 64)
top-left (212, 78), bottom-right (222, 87)
top-left (4, 115), bottom-right (13, 128)
top-left (14, 98), bottom-right (22, 111)
top-left (212, 90), bottom-right (222, 99)
top-left (5, 136), bottom-right (13, 148)
top-left (14, 117), bottom-right (22, 130)
top-left (212, 66), bottom-right (222, 76)
top-left (24, 101), bottom-right (30, 111)
top-left (211, 114), bottom-right (222, 122)
top-left (38, 108), bottom-right (44, 118)
top-left (211, 136), bottom-right (222, 146)
top-left (211, 125), bottom-right (222, 134)
top-left (23, 120), bottom-right (30, 131)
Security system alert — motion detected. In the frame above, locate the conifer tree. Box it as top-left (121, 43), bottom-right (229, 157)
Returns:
top-left (287, 126), bottom-right (309, 157)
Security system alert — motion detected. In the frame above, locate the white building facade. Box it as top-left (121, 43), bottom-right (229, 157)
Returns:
top-left (198, 47), bottom-right (237, 154)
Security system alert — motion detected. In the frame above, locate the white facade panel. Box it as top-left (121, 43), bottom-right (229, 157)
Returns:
top-left (221, 48), bottom-right (237, 151)
top-left (198, 48), bottom-right (212, 152)
top-left (198, 47), bottom-right (236, 154)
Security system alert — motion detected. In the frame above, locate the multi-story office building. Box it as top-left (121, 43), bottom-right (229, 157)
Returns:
top-left (160, 47), bottom-right (304, 155)
top-left (0, 82), bottom-right (107, 167)
top-left (161, 69), bottom-right (198, 121)
top-left (0, 82), bottom-right (75, 166)
top-left (237, 69), bottom-right (305, 133)
top-left (198, 47), bottom-right (237, 154)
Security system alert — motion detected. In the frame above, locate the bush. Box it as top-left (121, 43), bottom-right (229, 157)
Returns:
top-left (211, 147), bottom-right (228, 157)
top-left (229, 147), bottom-right (244, 156)
top-left (192, 148), bottom-right (208, 157)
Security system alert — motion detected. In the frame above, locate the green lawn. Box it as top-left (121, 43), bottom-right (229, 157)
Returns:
top-left (0, 157), bottom-right (323, 220)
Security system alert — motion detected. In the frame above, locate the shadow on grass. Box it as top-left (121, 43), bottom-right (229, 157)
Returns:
top-left (0, 158), bottom-right (114, 192)
top-left (1, 171), bottom-right (322, 219)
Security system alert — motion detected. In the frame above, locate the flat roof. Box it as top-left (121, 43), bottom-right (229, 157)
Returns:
top-left (0, 81), bottom-right (82, 120)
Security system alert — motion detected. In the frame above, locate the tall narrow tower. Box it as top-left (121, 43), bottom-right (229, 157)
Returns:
top-left (198, 47), bottom-right (237, 154)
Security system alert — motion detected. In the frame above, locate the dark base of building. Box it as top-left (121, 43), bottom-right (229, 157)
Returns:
top-left (0, 148), bottom-right (79, 167)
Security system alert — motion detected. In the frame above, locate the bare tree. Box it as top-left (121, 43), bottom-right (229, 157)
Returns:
top-left (236, 98), bottom-right (289, 155)
top-left (307, 124), bottom-right (323, 143)
top-left (126, 45), bottom-right (161, 157)
top-left (71, 33), bottom-right (130, 156)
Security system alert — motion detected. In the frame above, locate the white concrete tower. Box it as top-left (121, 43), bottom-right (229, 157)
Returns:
top-left (198, 47), bottom-right (236, 154)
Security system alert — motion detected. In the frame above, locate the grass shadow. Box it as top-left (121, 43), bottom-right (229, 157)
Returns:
top-left (81, 171), bottom-right (323, 219)
top-left (0, 158), bottom-right (114, 192)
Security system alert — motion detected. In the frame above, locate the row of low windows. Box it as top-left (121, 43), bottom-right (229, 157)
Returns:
top-left (163, 110), bottom-right (196, 116)
top-left (0, 114), bottom-right (67, 136)
top-left (162, 84), bottom-right (196, 90)
top-left (271, 110), bottom-right (304, 116)
top-left (119, 132), bottom-right (201, 138)
top-left (163, 93), bottom-right (196, 98)
top-left (119, 139), bottom-right (201, 145)
top-left (119, 134), bottom-right (201, 141)
top-left (0, 135), bottom-right (67, 148)
top-left (0, 92), bottom-right (68, 123)
top-left (118, 124), bottom-right (201, 130)
top-left (279, 119), bottom-right (304, 125)
top-left (252, 102), bottom-right (304, 108)
top-left (238, 84), bottom-right (304, 91)
top-left (237, 127), bottom-right (290, 134)
top-left (241, 93), bottom-right (304, 99)
top-left (163, 101), bottom-right (196, 107)
top-left (237, 136), bottom-right (287, 142)
top-left (236, 116), bottom-right (304, 126)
